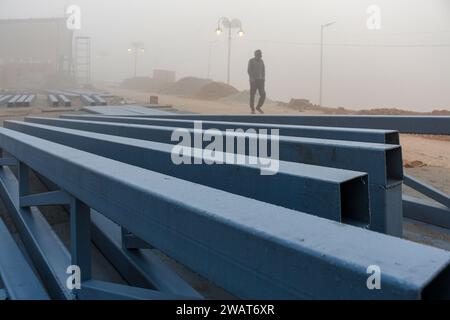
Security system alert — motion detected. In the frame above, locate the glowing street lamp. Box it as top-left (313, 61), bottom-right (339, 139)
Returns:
top-left (215, 17), bottom-right (245, 85)
top-left (128, 41), bottom-right (145, 77)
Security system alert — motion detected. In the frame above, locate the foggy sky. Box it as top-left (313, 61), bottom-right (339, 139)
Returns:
top-left (1, 0), bottom-right (449, 110)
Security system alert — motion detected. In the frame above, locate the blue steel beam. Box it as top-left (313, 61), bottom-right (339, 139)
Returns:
top-left (78, 280), bottom-right (193, 300)
top-left (91, 211), bottom-right (203, 298)
top-left (24, 117), bottom-right (402, 186)
top-left (0, 219), bottom-right (50, 300)
top-left (57, 95), bottom-right (72, 107)
top-left (36, 173), bottom-right (202, 297)
top-left (80, 95), bottom-right (96, 106)
top-left (403, 195), bottom-right (450, 230)
top-left (23, 95), bottom-right (36, 107)
top-left (7, 95), bottom-right (21, 108)
top-left (47, 95), bottom-right (59, 107)
top-left (0, 166), bottom-right (72, 299)
top-left (0, 95), bottom-right (12, 106)
top-left (0, 128), bottom-right (449, 299)
top-left (61, 115), bottom-right (400, 145)
top-left (130, 115), bottom-right (450, 135)
top-left (404, 175), bottom-right (449, 209)
top-left (6, 120), bottom-right (371, 225)
top-left (23, 117), bottom-right (403, 235)
top-left (16, 95), bottom-right (28, 107)
top-left (91, 95), bottom-right (107, 106)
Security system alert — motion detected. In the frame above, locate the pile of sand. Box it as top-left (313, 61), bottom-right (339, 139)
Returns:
top-left (195, 82), bottom-right (239, 100)
top-left (159, 77), bottom-right (212, 96)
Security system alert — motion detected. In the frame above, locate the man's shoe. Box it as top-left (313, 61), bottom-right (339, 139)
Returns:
top-left (256, 107), bottom-right (264, 114)
top-left (251, 109), bottom-right (256, 114)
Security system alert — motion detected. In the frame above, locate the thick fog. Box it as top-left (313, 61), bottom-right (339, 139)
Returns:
top-left (1, 0), bottom-right (449, 110)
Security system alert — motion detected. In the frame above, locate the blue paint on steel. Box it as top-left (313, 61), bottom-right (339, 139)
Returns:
top-left (7, 95), bottom-right (21, 108)
top-left (78, 280), bottom-right (194, 300)
top-left (23, 117), bottom-right (404, 235)
top-left (91, 95), bottom-right (107, 106)
top-left (121, 227), bottom-right (153, 249)
top-left (70, 199), bottom-right (91, 284)
top-left (0, 166), bottom-right (72, 300)
top-left (0, 289), bottom-right (6, 300)
top-left (83, 106), bottom-right (175, 116)
top-left (138, 115), bottom-right (450, 135)
top-left (404, 175), bottom-right (449, 209)
top-left (0, 128), bottom-right (449, 299)
top-left (91, 211), bottom-right (203, 298)
top-left (6, 120), bottom-right (371, 225)
top-left (62, 115), bottom-right (400, 144)
top-left (57, 95), bottom-right (71, 107)
top-left (80, 95), bottom-right (96, 106)
top-left (20, 190), bottom-right (71, 208)
top-left (403, 195), bottom-right (450, 230)
top-left (47, 94), bottom-right (59, 107)
top-left (0, 218), bottom-right (50, 300)
top-left (0, 95), bottom-right (12, 106)
top-left (0, 157), bottom-right (17, 166)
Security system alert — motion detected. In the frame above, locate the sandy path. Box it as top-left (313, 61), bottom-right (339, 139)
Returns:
top-left (401, 135), bottom-right (450, 169)
top-left (99, 86), bottom-right (313, 115)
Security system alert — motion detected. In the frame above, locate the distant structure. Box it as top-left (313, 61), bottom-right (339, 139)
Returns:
top-left (153, 69), bottom-right (176, 86)
top-left (0, 18), bottom-right (74, 88)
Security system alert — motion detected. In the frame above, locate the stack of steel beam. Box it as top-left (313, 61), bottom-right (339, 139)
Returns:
top-left (47, 94), bottom-right (59, 107)
top-left (0, 115), bottom-right (449, 300)
top-left (80, 95), bottom-right (96, 106)
top-left (7, 95), bottom-right (21, 108)
top-left (91, 95), bottom-right (107, 106)
top-left (0, 95), bottom-right (12, 106)
top-left (57, 95), bottom-right (71, 107)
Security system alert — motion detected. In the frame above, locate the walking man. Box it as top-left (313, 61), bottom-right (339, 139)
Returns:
top-left (248, 49), bottom-right (266, 114)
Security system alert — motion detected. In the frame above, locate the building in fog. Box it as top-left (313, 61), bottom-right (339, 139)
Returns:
top-left (0, 18), bottom-right (74, 88)
top-left (153, 69), bottom-right (176, 85)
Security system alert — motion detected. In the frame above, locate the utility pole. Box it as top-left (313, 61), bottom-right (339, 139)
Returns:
top-left (319, 22), bottom-right (336, 107)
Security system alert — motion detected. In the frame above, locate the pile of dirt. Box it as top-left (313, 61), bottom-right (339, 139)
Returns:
top-left (120, 77), bottom-right (162, 92)
top-left (195, 82), bottom-right (239, 100)
top-left (159, 77), bottom-right (212, 96)
top-left (403, 160), bottom-right (427, 168)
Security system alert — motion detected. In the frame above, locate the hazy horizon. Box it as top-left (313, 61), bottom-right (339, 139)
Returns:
top-left (0, 0), bottom-right (449, 110)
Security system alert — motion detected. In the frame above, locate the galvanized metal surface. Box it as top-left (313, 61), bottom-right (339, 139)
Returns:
top-left (0, 128), bottom-right (449, 299)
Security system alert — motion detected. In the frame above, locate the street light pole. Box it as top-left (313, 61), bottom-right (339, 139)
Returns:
top-left (319, 22), bottom-right (336, 107)
top-left (227, 26), bottom-right (232, 85)
top-left (128, 42), bottom-right (145, 78)
top-left (215, 17), bottom-right (244, 85)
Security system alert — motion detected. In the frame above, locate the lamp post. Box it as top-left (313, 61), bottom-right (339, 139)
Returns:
top-left (128, 42), bottom-right (145, 78)
top-left (319, 22), bottom-right (336, 107)
top-left (215, 17), bottom-right (244, 85)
